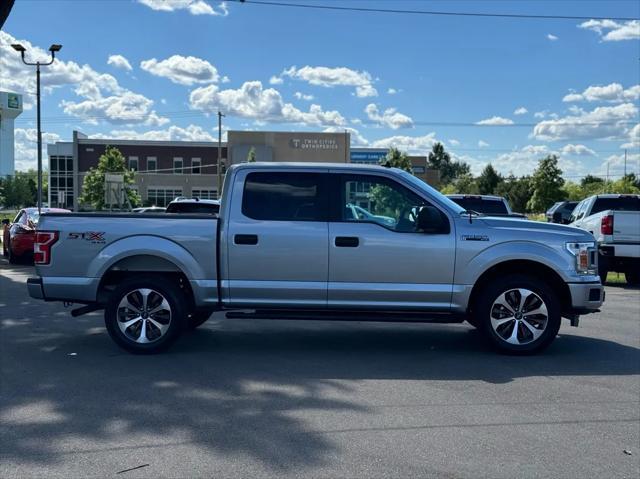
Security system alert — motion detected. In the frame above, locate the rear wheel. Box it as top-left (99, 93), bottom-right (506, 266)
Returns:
top-left (104, 275), bottom-right (187, 354)
top-left (7, 240), bottom-right (21, 265)
top-left (474, 274), bottom-right (561, 354)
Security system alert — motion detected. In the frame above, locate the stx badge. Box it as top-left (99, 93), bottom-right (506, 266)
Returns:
top-left (68, 232), bottom-right (106, 243)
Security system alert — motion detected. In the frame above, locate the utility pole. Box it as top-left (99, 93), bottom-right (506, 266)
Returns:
top-left (11, 43), bottom-right (62, 214)
top-left (217, 111), bottom-right (225, 199)
top-left (624, 149), bottom-right (627, 177)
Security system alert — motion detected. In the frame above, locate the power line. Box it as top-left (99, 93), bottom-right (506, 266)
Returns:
top-left (226, 0), bottom-right (640, 21)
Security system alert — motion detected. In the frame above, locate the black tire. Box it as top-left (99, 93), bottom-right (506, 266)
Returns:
top-left (474, 274), bottom-right (561, 355)
top-left (104, 275), bottom-right (188, 354)
top-left (598, 256), bottom-right (609, 284)
top-left (186, 309), bottom-right (213, 330)
top-left (625, 270), bottom-right (640, 286)
top-left (7, 240), bottom-right (21, 265)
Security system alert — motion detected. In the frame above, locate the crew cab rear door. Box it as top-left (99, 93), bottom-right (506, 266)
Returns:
top-left (225, 169), bottom-right (329, 308)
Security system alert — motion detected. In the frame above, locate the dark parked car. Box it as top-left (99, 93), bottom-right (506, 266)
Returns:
top-left (446, 195), bottom-right (526, 218)
top-left (546, 201), bottom-right (578, 224)
top-left (4, 207), bottom-right (70, 263)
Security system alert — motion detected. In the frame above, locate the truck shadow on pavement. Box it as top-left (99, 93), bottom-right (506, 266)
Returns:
top-left (1, 311), bottom-right (639, 472)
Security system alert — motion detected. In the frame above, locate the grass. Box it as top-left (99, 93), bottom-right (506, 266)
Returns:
top-left (606, 272), bottom-right (627, 284)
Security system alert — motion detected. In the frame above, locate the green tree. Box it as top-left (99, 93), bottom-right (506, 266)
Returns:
top-left (0, 173), bottom-right (33, 208)
top-left (477, 163), bottom-right (502, 195)
top-left (247, 147), bottom-right (257, 163)
top-left (427, 142), bottom-right (470, 185)
top-left (379, 147), bottom-right (412, 172)
top-left (495, 175), bottom-right (533, 213)
top-left (527, 155), bottom-right (565, 212)
top-left (440, 173), bottom-right (479, 195)
top-left (79, 146), bottom-right (141, 210)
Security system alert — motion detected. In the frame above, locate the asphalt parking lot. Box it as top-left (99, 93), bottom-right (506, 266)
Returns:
top-left (1, 258), bottom-right (639, 479)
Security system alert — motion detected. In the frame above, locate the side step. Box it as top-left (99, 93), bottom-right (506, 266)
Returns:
top-left (225, 309), bottom-right (466, 324)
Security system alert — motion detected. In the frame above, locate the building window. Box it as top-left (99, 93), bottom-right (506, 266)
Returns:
top-left (147, 188), bottom-right (184, 207)
top-left (191, 189), bottom-right (217, 200)
top-left (147, 157), bottom-right (157, 172)
top-left (128, 156), bottom-right (139, 171)
top-left (191, 158), bottom-right (201, 175)
top-left (49, 154), bottom-right (74, 209)
top-left (413, 166), bottom-right (426, 174)
top-left (173, 157), bottom-right (183, 174)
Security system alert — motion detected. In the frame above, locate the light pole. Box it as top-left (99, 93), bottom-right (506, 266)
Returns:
top-left (217, 111), bottom-right (225, 199)
top-left (11, 43), bottom-right (62, 214)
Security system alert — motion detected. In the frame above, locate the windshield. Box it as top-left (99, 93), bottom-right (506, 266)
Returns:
top-left (27, 211), bottom-right (40, 225)
top-left (397, 170), bottom-right (465, 214)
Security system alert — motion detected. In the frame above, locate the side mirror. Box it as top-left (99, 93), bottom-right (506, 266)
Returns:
top-left (417, 206), bottom-right (450, 234)
top-left (552, 211), bottom-right (563, 223)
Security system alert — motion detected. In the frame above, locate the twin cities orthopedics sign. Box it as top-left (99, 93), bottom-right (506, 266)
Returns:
top-left (289, 138), bottom-right (339, 150)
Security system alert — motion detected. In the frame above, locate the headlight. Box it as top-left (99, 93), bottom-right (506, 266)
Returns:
top-left (566, 242), bottom-right (596, 275)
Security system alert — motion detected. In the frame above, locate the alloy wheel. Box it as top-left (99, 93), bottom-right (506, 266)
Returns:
top-left (117, 288), bottom-right (172, 344)
top-left (490, 288), bottom-right (548, 346)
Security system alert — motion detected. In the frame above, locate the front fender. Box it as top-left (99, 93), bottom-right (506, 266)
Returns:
top-left (457, 240), bottom-right (576, 285)
top-left (88, 235), bottom-right (206, 281)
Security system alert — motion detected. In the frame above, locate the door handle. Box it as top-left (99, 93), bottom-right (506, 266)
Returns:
top-left (335, 236), bottom-right (359, 247)
top-left (235, 234), bottom-right (258, 245)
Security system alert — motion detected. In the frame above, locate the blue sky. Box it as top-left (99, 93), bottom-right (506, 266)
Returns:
top-left (2, 0), bottom-right (639, 179)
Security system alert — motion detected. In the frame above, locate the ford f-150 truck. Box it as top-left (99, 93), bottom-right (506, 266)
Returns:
top-left (569, 194), bottom-right (640, 285)
top-left (28, 163), bottom-right (604, 354)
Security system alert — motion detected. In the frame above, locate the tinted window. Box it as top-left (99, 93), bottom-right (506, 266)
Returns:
top-left (591, 197), bottom-right (640, 214)
top-left (242, 172), bottom-right (327, 221)
top-left (340, 174), bottom-right (434, 233)
top-left (166, 203), bottom-right (219, 214)
top-left (450, 198), bottom-right (509, 215)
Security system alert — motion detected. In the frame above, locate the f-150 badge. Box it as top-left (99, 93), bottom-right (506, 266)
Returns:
top-left (461, 234), bottom-right (489, 241)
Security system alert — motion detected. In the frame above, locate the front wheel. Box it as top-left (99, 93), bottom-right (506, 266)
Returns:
top-left (104, 275), bottom-right (187, 354)
top-left (474, 274), bottom-right (561, 354)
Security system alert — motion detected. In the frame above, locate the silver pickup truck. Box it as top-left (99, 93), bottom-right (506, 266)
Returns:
top-left (28, 163), bottom-right (604, 354)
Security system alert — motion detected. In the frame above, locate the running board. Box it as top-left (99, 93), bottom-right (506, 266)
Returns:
top-left (225, 309), bottom-right (466, 324)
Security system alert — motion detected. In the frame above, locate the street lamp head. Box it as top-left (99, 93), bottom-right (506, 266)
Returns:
top-left (49, 44), bottom-right (62, 52)
top-left (11, 43), bottom-right (26, 52)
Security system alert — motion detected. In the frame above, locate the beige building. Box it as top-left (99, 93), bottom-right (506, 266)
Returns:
top-left (228, 130), bottom-right (350, 165)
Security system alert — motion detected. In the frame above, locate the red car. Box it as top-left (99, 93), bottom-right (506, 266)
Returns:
top-left (3, 207), bottom-right (70, 264)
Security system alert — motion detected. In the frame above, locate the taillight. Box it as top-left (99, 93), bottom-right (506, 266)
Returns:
top-left (34, 231), bottom-right (58, 265)
top-left (600, 215), bottom-right (614, 235)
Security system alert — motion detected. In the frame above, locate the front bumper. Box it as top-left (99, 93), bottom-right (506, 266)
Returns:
top-left (567, 281), bottom-right (604, 312)
top-left (27, 277), bottom-right (45, 300)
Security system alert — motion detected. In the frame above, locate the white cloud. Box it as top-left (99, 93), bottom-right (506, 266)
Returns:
top-left (547, 34), bottom-right (559, 41)
top-left (137, 0), bottom-right (229, 16)
top-left (371, 132), bottom-right (438, 153)
top-left (107, 54), bottom-right (133, 71)
top-left (140, 55), bottom-right (219, 85)
top-left (513, 107), bottom-right (528, 115)
top-left (491, 145), bottom-right (588, 178)
top-left (533, 103), bottom-right (637, 141)
top-left (365, 103), bottom-right (413, 129)
top-left (323, 126), bottom-right (369, 146)
top-left (221, 75), bottom-right (230, 83)
top-left (478, 140), bottom-right (490, 148)
top-left (93, 124), bottom-right (217, 142)
top-left (14, 128), bottom-right (61, 171)
top-left (621, 123), bottom-right (640, 149)
top-left (189, 81), bottom-right (346, 127)
top-left (533, 110), bottom-right (559, 120)
top-left (448, 139), bottom-right (461, 147)
top-left (294, 91), bottom-right (314, 101)
top-left (579, 19), bottom-right (640, 42)
top-left (476, 116), bottom-right (514, 125)
top-left (282, 65), bottom-right (378, 97)
top-left (387, 88), bottom-right (400, 95)
top-left (597, 152), bottom-right (640, 177)
top-left (562, 83), bottom-right (640, 103)
top-left (561, 144), bottom-right (596, 156)
top-left (269, 75), bottom-right (283, 85)
top-left (0, 31), bottom-right (165, 126)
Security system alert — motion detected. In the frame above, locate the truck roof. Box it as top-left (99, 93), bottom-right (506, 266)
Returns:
top-left (230, 162), bottom-right (396, 172)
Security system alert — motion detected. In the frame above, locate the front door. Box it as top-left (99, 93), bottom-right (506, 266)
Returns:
top-left (226, 170), bottom-right (329, 308)
top-left (328, 172), bottom-right (456, 310)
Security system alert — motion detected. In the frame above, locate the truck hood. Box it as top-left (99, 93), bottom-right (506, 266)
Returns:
top-left (478, 216), bottom-right (594, 242)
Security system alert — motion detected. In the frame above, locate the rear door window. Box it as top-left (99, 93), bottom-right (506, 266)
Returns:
top-left (242, 172), bottom-right (328, 221)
